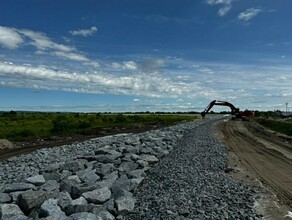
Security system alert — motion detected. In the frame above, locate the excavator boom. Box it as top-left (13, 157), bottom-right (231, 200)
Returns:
top-left (201, 100), bottom-right (240, 118)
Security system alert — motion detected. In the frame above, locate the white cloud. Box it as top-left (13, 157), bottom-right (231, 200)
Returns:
top-left (111, 61), bottom-right (138, 71)
top-left (18, 29), bottom-right (74, 52)
top-left (52, 51), bottom-right (89, 62)
top-left (69, 26), bottom-right (97, 37)
top-left (0, 62), bottom-right (203, 99)
top-left (206, 0), bottom-right (232, 16)
top-left (238, 8), bottom-right (262, 21)
top-left (0, 26), bottom-right (102, 66)
top-left (123, 61), bottom-right (138, 70)
top-left (0, 26), bottom-right (24, 49)
top-left (218, 4), bottom-right (231, 16)
top-left (111, 62), bottom-right (123, 69)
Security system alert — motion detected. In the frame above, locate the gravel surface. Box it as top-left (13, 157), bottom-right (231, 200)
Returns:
top-left (0, 117), bottom-right (262, 219)
top-left (123, 117), bottom-right (261, 219)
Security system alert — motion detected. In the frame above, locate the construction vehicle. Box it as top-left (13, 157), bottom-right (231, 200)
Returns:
top-left (201, 100), bottom-right (255, 119)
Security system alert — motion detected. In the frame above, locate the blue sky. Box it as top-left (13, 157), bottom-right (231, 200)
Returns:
top-left (0, 0), bottom-right (291, 112)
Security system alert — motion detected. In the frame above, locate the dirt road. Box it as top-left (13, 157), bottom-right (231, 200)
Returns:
top-left (216, 119), bottom-right (292, 218)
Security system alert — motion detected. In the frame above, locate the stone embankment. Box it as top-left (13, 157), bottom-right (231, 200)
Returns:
top-left (0, 118), bottom-right (261, 219)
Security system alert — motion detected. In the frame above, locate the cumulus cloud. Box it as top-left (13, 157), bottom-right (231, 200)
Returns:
top-left (206, 0), bottom-right (232, 16)
top-left (69, 26), bottom-right (97, 37)
top-left (0, 62), bottom-right (203, 99)
top-left (0, 26), bottom-right (24, 49)
top-left (238, 8), bottom-right (262, 21)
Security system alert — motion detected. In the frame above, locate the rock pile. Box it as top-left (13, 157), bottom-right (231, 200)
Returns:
top-left (0, 121), bottom-right (197, 219)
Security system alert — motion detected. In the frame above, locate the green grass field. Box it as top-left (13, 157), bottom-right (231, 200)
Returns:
top-left (0, 112), bottom-right (196, 141)
top-left (255, 118), bottom-right (292, 136)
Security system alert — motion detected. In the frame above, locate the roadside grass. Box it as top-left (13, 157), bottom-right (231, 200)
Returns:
top-left (255, 118), bottom-right (292, 136)
top-left (0, 112), bottom-right (196, 141)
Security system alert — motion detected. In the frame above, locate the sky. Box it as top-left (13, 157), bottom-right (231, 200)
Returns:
top-left (0, 0), bottom-right (291, 112)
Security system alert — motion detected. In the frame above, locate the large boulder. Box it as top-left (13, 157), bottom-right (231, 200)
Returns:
top-left (0, 192), bottom-right (12, 203)
top-left (115, 195), bottom-right (136, 214)
top-left (25, 175), bottom-right (45, 186)
top-left (3, 183), bottom-right (36, 193)
top-left (39, 198), bottom-right (66, 219)
top-left (17, 190), bottom-right (58, 215)
top-left (0, 203), bottom-right (26, 219)
top-left (82, 187), bottom-right (111, 204)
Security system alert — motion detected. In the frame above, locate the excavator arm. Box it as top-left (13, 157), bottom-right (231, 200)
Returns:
top-left (201, 100), bottom-right (240, 118)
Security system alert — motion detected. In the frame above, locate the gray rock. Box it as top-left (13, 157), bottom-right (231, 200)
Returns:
top-left (123, 146), bottom-right (140, 154)
top-left (68, 212), bottom-right (101, 220)
top-left (76, 169), bottom-right (100, 184)
top-left (40, 180), bottom-right (60, 191)
top-left (60, 179), bottom-right (81, 199)
top-left (94, 163), bottom-right (115, 178)
top-left (71, 196), bottom-right (88, 205)
top-left (95, 155), bottom-right (116, 164)
top-left (60, 170), bottom-right (72, 180)
top-left (3, 183), bottom-right (36, 193)
top-left (0, 203), bottom-right (25, 219)
top-left (67, 175), bottom-right (82, 183)
top-left (3, 215), bottom-right (30, 220)
top-left (25, 175), bottom-right (45, 186)
top-left (140, 155), bottom-right (159, 164)
top-left (118, 162), bottom-right (138, 173)
top-left (112, 176), bottom-right (136, 192)
top-left (9, 191), bottom-right (24, 203)
top-left (103, 171), bottom-right (119, 180)
top-left (42, 172), bottom-right (61, 182)
top-left (94, 146), bottom-right (113, 154)
top-left (0, 192), bottom-right (11, 203)
top-left (115, 195), bottom-right (136, 214)
top-left (103, 198), bottom-right (117, 216)
top-left (82, 187), bottom-right (111, 204)
top-left (97, 210), bottom-right (115, 220)
top-left (57, 191), bottom-right (72, 209)
top-left (136, 160), bottom-right (149, 169)
top-left (39, 198), bottom-right (66, 219)
top-left (112, 187), bottom-right (132, 200)
top-left (127, 169), bottom-right (146, 179)
top-left (130, 177), bottom-right (144, 188)
top-left (95, 178), bottom-right (116, 189)
top-left (17, 190), bottom-right (58, 215)
top-left (59, 161), bottom-right (85, 173)
top-left (64, 204), bottom-right (96, 216)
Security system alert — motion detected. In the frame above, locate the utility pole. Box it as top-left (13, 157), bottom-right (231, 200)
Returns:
top-left (285, 102), bottom-right (288, 116)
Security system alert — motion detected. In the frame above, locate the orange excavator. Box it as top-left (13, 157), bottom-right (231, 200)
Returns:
top-left (201, 100), bottom-right (254, 119)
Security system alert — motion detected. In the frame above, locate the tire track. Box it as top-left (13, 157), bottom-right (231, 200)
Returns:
top-left (218, 120), bottom-right (292, 208)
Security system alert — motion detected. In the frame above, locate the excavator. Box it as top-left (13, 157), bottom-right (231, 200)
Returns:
top-left (201, 100), bottom-right (254, 119)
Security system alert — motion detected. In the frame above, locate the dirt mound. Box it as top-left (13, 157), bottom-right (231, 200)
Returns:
top-left (0, 139), bottom-right (14, 150)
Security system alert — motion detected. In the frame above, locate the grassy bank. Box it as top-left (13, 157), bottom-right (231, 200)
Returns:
top-left (255, 118), bottom-right (292, 136)
top-left (0, 112), bottom-right (196, 141)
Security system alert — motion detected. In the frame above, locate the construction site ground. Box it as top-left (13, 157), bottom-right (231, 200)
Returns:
top-left (216, 118), bottom-right (292, 219)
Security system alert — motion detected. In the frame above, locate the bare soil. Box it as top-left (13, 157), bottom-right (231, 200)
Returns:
top-left (215, 119), bottom-right (292, 219)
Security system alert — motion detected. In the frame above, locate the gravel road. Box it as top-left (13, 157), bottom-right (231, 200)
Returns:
top-left (0, 116), bottom-right (262, 219)
top-left (123, 117), bottom-right (260, 219)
